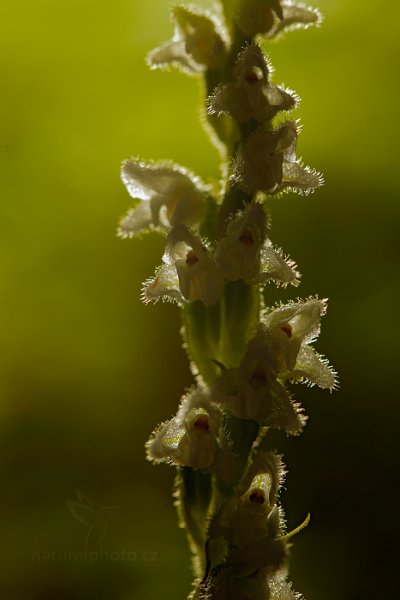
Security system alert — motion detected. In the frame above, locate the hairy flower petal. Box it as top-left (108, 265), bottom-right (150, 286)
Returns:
top-left (258, 240), bottom-right (300, 287)
top-left (268, 1), bottom-right (322, 38)
top-left (291, 344), bottom-right (337, 389)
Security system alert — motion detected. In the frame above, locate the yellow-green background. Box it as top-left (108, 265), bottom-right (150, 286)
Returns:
top-left (1, 0), bottom-right (398, 598)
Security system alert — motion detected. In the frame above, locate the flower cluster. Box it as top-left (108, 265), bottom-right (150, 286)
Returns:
top-left (121, 1), bottom-right (333, 599)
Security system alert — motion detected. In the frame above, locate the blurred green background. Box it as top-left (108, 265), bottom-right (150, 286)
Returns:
top-left (0, 0), bottom-right (399, 598)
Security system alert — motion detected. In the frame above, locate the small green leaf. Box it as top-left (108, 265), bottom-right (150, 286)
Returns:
top-left (279, 512), bottom-right (311, 541)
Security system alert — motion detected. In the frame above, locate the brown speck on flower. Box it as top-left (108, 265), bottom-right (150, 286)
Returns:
top-left (186, 250), bottom-right (200, 267)
top-left (245, 66), bottom-right (263, 85)
top-left (281, 324), bottom-right (292, 338)
top-left (249, 489), bottom-right (265, 504)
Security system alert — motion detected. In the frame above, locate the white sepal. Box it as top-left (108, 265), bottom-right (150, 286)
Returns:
top-left (267, 1), bottom-right (322, 38)
top-left (258, 240), bottom-right (300, 287)
top-left (290, 344), bottom-right (337, 390)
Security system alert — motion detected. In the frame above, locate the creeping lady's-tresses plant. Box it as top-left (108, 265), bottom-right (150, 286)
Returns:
top-left (120, 1), bottom-right (337, 598)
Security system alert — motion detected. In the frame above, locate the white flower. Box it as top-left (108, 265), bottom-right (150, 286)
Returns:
top-left (213, 331), bottom-right (306, 434)
top-left (213, 298), bottom-right (336, 430)
top-left (208, 43), bottom-right (297, 123)
top-left (146, 387), bottom-right (233, 473)
top-left (147, 6), bottom-right (228, 74)
top-left (261, 296), bottom-right (326, 369)
top-left (118, 160), bottom-right (207, 238)
top-left (216, 202), bottom-right (299, 286)
top-left (261, 297), bottom-right (337, 387)
top-left (142, 224), bottom-right (225, 306)
top-left (232, 121), bottom-right (323, 195)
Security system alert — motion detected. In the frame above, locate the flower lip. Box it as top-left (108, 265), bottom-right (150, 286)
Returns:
top-left (281, 324), bottom-right (292, 338)
top-left (186, 250), bottom-right (200, 267)
top-left (192, 414), bottom-right (210, 432)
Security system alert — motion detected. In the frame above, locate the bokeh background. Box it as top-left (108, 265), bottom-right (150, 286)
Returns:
top-left (1, 0), bottom-right (399, 598)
